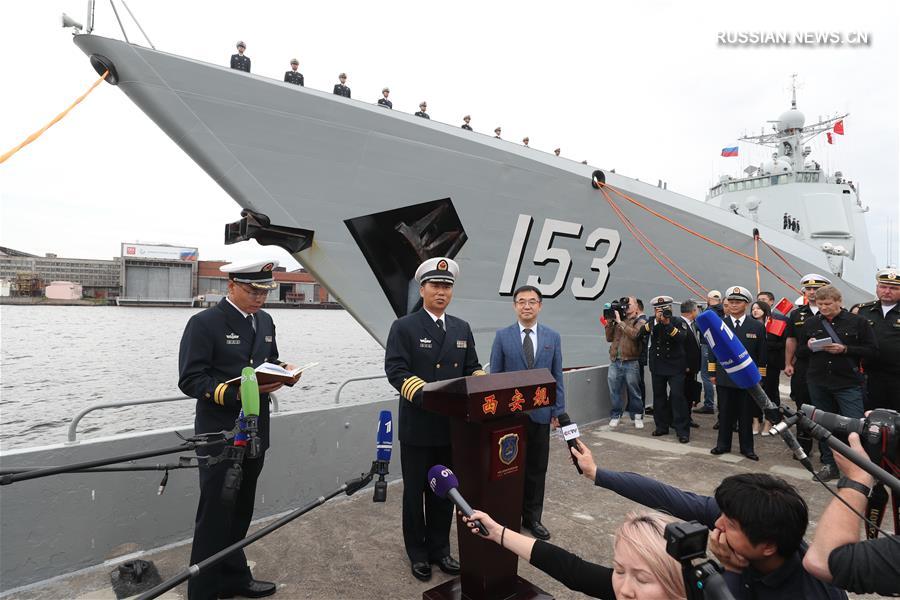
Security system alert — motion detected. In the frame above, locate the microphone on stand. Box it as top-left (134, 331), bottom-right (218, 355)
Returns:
top-left (557, 413), bottom-right (583, 474)
top-left (222, 367), bottom-right (261, 505)
top-left (428, 465), bottom-right (489, 536)
top-left (695, 311), bottom-right (812, 470)
top-left (373, 410), bottom-right (392, 502)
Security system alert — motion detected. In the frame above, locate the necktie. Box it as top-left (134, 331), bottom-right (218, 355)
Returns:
top-left (247, 314), bottom-right (256, 332)
top-left (435, 318), bottom-right (443, 331)
top-left (523, 328), bottom-right (535, 369)
top-left (691, 321), bottom-right (700, 343)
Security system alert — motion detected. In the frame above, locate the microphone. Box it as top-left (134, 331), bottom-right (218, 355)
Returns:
top-left (557, 413), bottom-right (583, 474)
top-left (239, 367), bottom-right (261, 458)
top-left (373, 410), bottom-right (392, 502)
top-left (427, 465), bottom-right (489, 536)
top-left (696, 311), bottom-right (811, 467)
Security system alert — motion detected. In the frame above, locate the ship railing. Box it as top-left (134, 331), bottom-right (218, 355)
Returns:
top-left (66, 393), bottom-right (281, 443)
top-left (334, 375), bottom-right (389, 405)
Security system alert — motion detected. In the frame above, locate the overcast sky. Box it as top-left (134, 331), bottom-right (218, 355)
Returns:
top-left (2, 1), bottom-right (897, 270)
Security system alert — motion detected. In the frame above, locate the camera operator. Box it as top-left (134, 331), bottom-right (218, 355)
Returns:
top-left (459, 507), bottom-right (687, 599)
top-left (637, 296), bottom-right (691, 443)
top-left (604, 296), bottom-right (647, 428)
top-left (803, 432), bottom-right (900, 595)
top-left (569, 440), bottom-right (848, 599)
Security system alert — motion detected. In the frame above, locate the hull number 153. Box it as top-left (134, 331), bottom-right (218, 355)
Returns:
top-left (498, 215), bottom-right (621, 300)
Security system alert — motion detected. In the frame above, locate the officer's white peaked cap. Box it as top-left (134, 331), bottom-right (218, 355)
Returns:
top-left (415, 257), bottom-right (458, 285)
top-left (220, 259), bottom-right (279, 289)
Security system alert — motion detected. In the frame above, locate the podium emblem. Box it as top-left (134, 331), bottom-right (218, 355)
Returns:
top-left (498, 433), bottom-right (519, 465)
top-left (482, 394), bottom-right (498, 415)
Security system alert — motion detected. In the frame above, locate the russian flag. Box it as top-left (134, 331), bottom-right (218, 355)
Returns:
top-left (721, 146), bottom-right (739, 157)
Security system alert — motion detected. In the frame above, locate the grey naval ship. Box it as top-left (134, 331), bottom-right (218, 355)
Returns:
top-left (72, 34), bottom-right (875, 370)
top-left (0, 26), bottom-right (880, 598)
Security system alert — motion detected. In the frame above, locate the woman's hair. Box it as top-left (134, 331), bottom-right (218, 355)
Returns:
top-left (751, 300), bottom-right (771, 320)
top-left (614, 512), bottom-right (687, 599)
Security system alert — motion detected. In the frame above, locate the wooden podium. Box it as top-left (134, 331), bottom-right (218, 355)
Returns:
top-left (421, 369), bottom-right (556, 600)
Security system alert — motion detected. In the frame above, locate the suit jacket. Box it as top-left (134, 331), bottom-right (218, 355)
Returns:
top-left (384, 309), bottom-right (483, 446)
top-left (230, 54), bottom-right (251, 73)
top-left (333, 83), bottom-right (351, 98)
top-left (489, 323), bottom-right (566, 424)
top-left (178, 298), bottom-right (279, 452)
top-left (682, 318), bottom-right (702, 374)
top-left (707, 315), bottom-right (768, 388)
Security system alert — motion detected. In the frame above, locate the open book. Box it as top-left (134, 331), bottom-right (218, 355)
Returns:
top-left (226, 362), bottom-right (318, 385)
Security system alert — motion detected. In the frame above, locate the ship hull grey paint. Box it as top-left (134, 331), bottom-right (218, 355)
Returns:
top-left (73, 36), bottom-right (871, 368)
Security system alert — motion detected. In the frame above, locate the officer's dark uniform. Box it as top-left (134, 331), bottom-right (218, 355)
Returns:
top-left (384, 263), bottom-right (484, 571)
top-left (230, 53), bottom-right (251, 73)
top-left (284, 70), bottom-right (304, 86)
top-left (378, 97), bottom-right (393, 109)
top-left (858, 289), bottom-right (900, 411)
top-left (333, 83), bottom-right (351, 98)
top-left (461, 123), bottom-right (472, 131)
top-left (709, 311), bottom-right (767, 457)
top-left (415, 110), bottom-right (431, 119)
top-left (637, 302), bottom-right (690, 440)
top-left (178, 295), bottom-right (281, 599)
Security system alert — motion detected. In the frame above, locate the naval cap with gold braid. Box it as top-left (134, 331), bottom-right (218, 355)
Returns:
top-left (876, 267), bottom-right (900, 287)
top-left (220, 258), bottom-right (279, 289)
top-left (415, 257), bottom-right (458, 285)
top-left (800, 273), bottom-right (831, 289)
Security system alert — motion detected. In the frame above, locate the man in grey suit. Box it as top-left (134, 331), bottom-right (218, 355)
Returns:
top-left (489, 285), bottom-right (565, 541)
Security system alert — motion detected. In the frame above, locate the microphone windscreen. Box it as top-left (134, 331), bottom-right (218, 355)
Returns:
top-left (557, 412), bottom-right (572, 427)
top-left (696, 311), bottom-right (761, 389)
top-left (376, 410), bottom-right (393, 462)
top-left (240, 366), bottom-right (260, 416)
top-left (427, 465), bottom-right (458, 499)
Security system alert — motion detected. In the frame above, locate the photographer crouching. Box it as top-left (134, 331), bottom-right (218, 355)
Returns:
top-left (604, 296), bottom-right (648, 429)
top-left (803, 431), bottom-right (900, 595)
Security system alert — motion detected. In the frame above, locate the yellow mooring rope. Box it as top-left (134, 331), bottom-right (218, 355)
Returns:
top-left (1, 71), bottom-right (109, 165)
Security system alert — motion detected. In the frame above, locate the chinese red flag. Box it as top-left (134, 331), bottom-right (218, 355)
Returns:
top-left (834, 119), bottom-right (845, 135)
top-left (599, 315), bottom-right (608, 327)
top-left (766, 318), bottom-right (787, 337)
top-left (827, 132), bottom-right (833, 144)
top-left (775, 297), bottom-right (794, 315)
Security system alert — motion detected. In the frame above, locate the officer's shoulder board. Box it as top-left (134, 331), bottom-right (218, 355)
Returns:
top-left (857, 300), bottom-right (878, 311)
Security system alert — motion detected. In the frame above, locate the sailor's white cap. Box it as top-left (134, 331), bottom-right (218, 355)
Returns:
top-left (800, 273), bottom-right (831, 288)
top-left (415, 257), bottom-right (458, 285)
top-left (290, 58), bottom-right (299, 65)
top-left (220, 259), bottom-right (278, 289)
top-left (876, 267), bottom-right (900, 287)
top-left (725, 286), bottom-right (752, 303)
top-left (707, 290), bottom-right (722, 299)
top-left (236, 40), bottom-right (246, 48)
top-left (651, 295), bottom-right (674, 308)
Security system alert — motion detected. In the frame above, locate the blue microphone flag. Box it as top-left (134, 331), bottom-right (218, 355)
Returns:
top-left (376, 410), bottom-right (392, 462)
top-left (695, 310), bottom-right (761, 389)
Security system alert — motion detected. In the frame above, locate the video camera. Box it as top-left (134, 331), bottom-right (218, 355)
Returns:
top-left (800, 406), bottom-right (899, 467)
top-left (665, 521), bottom-right (735, 600)
top-left (603, 297), bottom-right (630, 320)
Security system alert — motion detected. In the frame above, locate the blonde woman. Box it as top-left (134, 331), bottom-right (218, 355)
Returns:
top-left (461, 508), bottom-right (686, 599)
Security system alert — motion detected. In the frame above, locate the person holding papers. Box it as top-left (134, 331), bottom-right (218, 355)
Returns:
top-left (178, 259), bottom-right (301, 600)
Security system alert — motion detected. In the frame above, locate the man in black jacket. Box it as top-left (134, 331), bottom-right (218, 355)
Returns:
top-left (377, 87), bottom-right (392, 109)
top-left (178, 259), bottom-right (299, 600)
top-left (384, 257), bottom-right (485, 582)
top-left (709, 286), bottom-right (767, 461)
top-left (695, 290), bottom-right (723, 414)
top-left (333, 73), bottom-right (351, 98)
top-left (797, 285), bottom-right (878, 481)
top-left (856, 267), bottom-right (900, 411)
top-left (414, 102), bottom-right (430, 119)
top-left (637, 295), bottom-right (690, 442)
top-left (230, 41), bottom-right (250, 73)
top-left (680, 300), bottom-right (702, 428)
top-left (283, 59), bottom-right (304, 86)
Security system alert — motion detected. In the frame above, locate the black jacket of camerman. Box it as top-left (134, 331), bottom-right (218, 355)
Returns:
top-left (796, 309), bottom-right (878, 389)
top-left (828, 535), bottom-right (900, 595)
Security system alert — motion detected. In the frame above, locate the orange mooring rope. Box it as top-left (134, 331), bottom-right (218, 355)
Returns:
top-left (753, 232), bottom-right (761, 295)
top-left (0, 71), bottom-right (109, 165)
top-left (597, 180), bottom-right (801, 294)
top-left (758, 235), bottom-right (803, 277)
top-left (600, 186), bottom-right (706, 298)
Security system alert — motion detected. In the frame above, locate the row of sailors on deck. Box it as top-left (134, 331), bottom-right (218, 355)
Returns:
top-left (229, 42), bottom-right (564, 156)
